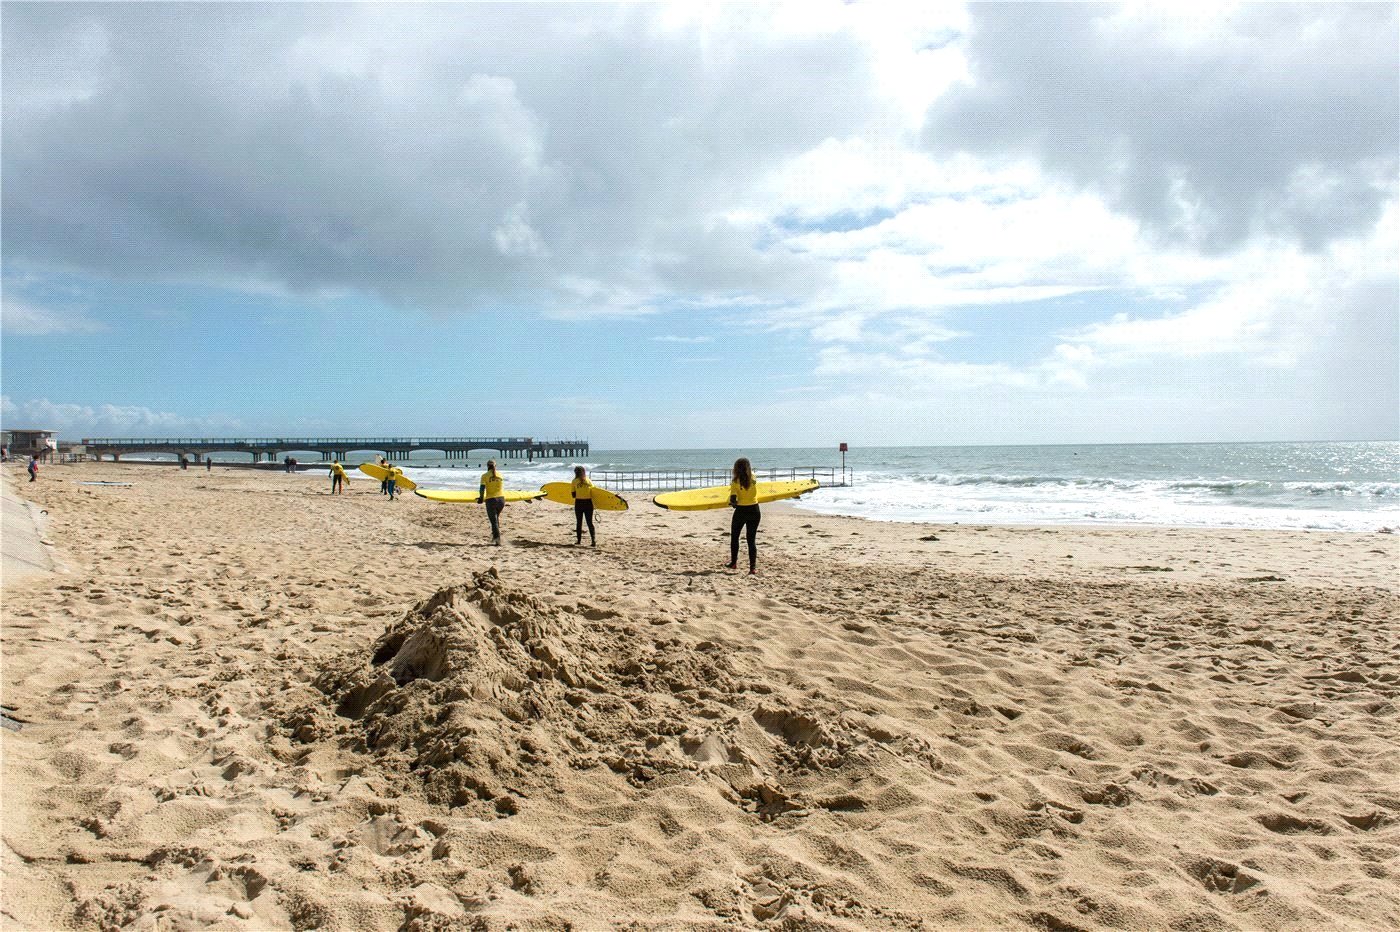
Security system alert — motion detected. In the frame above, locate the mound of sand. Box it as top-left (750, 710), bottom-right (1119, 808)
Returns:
top-left (301, 569), bottom-right (941, 829)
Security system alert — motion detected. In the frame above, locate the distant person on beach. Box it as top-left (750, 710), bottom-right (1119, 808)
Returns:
top-left (180, 456), bottom-right (188, 470)
top-left (385, 463), bottom-right (399, 501)
top-left (478, 459), bottom-right (506, 545)
top-left (330, 461), bottom-right (347, 494)
top-left (379, 456), bottom-right (389, 495)
top-left (27, 455), bottom-right (38, 483)
top-left (727, 457), bottom-right (760, 574)
top-left (206, 456), bottom-right (212, 472)
top-left (571, 465), bottom-right (597, 547)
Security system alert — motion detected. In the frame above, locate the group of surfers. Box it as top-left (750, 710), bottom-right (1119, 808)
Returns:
top-left (323, 456), bottom-right (767, 574)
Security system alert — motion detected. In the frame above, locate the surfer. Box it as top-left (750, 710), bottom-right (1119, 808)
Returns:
top-left (378, 456), bottom-right (389, 495)
top-left (571, 465), bottom-right (597, 546)
top-left (329, 461), bottom-right (347, 495)
top-left (726, 457), bottom-right (761, 574)
top-left (478, 459), bottom-right (506, 545)
top-left (385, 463), bottom-right (399, 501)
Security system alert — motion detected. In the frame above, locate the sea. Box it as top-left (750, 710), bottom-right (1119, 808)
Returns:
top-left (368, 441), bottom-right (1399, 533)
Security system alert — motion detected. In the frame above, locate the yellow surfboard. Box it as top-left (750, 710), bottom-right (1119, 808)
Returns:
top-left (653, 479), bottom-right (819, 511)
top-left (358, 462), bottom-right (418, 491)
top-left (414, 488), bottom-right (546, 504)
top-left (540, 482), bottom-right (629, 512)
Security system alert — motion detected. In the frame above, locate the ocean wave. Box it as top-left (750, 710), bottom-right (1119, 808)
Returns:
top-left (908, 473), bottom-right (1127, 489)
top-left (1286, 481), bottom-right (1398, 497)
top-left (1165, 480), bottom-right (1268, 492)
top-left (878, 474), bottom-right (1400, 499)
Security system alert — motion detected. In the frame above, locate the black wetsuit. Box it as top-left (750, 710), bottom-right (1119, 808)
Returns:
top-left (575, 499), bottom-right (595, 544)
top-left (730, 504), bottom-right (761, 571)
top-left (486, 497), bottom-right (505, 541)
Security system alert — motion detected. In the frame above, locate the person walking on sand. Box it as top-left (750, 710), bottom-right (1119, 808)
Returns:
top-left (379, 456), bottom-right (389, 495)
top-left (206, 456), bottom-right (212, 472)
top-left (27, 455), bottom-right (38, 483)
top-left (329, 460), bottom-right (347, 495)
top-left (478, 459), bottom-right (506, 545)
top-left (726, 457), bottom-right (761, 574)
top-left (385, 463), bottom-right (399, 501)
top-left (570, 465), bottom-right (597, 547)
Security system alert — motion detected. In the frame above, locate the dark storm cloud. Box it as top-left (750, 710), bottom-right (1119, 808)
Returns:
top-left (924, 3), bottom-right (1399, 253)
top-left (2, 3), bottom-right (878, 312)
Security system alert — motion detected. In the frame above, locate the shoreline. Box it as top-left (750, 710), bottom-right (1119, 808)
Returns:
top-left (70, 457), bottom-right (1400, 536)
top-left (2, 462), bottom-right (1397, 929)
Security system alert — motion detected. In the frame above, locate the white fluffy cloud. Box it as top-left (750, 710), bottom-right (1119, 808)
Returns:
top-left (1, 296), bottom-right (105, 335)
top-left (0, 396), bottom-right (243, 436)
top-left (925, 3), bottom-right (1398, 252)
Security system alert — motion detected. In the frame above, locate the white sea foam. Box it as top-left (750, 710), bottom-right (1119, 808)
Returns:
top-left (394, 442), bottom-right (1400, 532)
top-left (790, 473), bottom-right (1399, 532)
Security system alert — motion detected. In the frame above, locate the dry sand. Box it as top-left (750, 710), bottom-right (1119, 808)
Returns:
top-left (2, 462), bottom-right (1397, 931)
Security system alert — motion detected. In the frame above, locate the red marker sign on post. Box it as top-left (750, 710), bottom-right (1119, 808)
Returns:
top-left (839, 442), bottom-right (848, 481)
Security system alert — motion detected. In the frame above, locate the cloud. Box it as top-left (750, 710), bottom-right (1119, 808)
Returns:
top-left (1055, 202), bottom-right (1399, 369)
top-left (1, 296), bottom-right (105, 335)
top-left (2, 2), bottom-right (1393, 448)
top-left (796, 201), bottom-right (1399, 441)
top-left (1, 2), bottom-right (887, 317)
top-left (651, 335), bottom-right (713, 344)
top-left (0, 396), bottom-right (242, 437)
top-left (924, 3), bottom-right (1398, 253)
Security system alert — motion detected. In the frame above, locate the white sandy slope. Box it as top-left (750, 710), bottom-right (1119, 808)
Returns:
top-left (2, 462), bottom-right (1397, 930)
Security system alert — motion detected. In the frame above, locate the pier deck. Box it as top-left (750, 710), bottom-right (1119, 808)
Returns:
top-left (81, 436), bottom-right (587, 463)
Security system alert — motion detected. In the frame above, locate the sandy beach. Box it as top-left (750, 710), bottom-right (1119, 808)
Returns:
top-left (2, 461), bottom-right (1397, 931)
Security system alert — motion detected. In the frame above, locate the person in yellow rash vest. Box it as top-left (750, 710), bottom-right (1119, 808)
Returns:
top-left (571, 465), bottom-right (597, 547)
top-left (478, 459), bottom-right (506, 545)
top-left (329, 461), bottom-right (348, 495)
top-left (726, 457), bottom-right (761, 574)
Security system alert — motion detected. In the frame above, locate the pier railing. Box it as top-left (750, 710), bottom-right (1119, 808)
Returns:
top-left (591, 465), bottom-right (852, 492)
top-left (78, 435), bottom-right (588, 461)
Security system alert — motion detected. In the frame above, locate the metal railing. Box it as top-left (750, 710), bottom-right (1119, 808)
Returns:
top-left (592, 465), bottom-right (852, 492)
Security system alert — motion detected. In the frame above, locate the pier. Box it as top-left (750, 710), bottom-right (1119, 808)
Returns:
top-left (81, 436), bottom-right (588, 463)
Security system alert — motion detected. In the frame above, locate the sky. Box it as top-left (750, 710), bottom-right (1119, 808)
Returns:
top-left (2, 1), bottom-right (1397, 448)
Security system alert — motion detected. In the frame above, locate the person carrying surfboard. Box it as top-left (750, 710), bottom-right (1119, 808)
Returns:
top-left (571, 465), bottom-right (597, 547)
top-left (727, 457), bottom-right (761, 574)
top-left (478, 459), bottom-right (506, 545)
top-left (329, 461), bottom-right (348, 495)
top-left (385, 463), bottom-right (400, 501)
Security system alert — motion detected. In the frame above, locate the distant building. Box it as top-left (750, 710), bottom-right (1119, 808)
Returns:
top-left (6, 429), bottom-right (58, 462)
top-left (58, 440), bottom-right (88, 463)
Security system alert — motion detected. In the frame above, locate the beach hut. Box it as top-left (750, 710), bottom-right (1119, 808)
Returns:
top-left (6, 428), bottom-right (58, 462)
